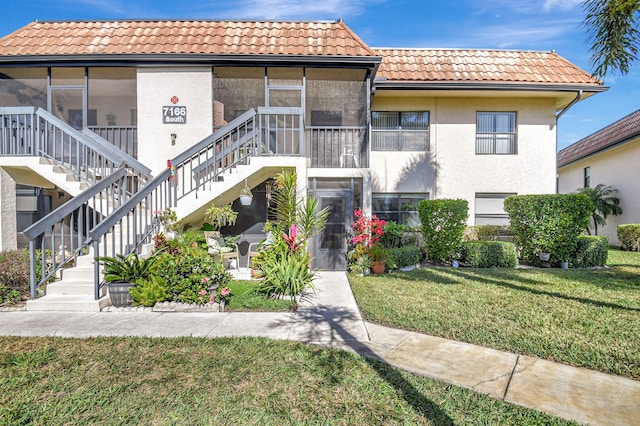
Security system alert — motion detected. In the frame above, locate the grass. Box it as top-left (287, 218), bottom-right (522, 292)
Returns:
top-left (350, 249), bottom-right (640, 380)
top-left (227, 280), bottom-right (297, 311)
top-left (0, 336), bottom-right (572, 425)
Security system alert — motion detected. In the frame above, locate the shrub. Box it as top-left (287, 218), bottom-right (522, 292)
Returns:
top-left (572, 236), bottom-right (608, 267)
top-left (130, 275), bottom-right (170, 307)
top-left (460, 241), bottom-right (518, 268)
top-left (153, 247), bottom-right (231, 304)
top-left (465, 225), bottom-right (512, 241)
top-left (389, 245), bottom-right (421, 268)
top-left (418, 199), bottom-right (469, 262)
top-left (259, 251), bottom-right (316, 298)
top-left (504, 193), bottom-right (593, 265)
top-left (380, 221), bottom-right (405, 248)
top-left (618, 224), bottom-right (640, 252)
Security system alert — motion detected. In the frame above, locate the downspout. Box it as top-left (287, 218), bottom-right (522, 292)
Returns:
top-left (555, 90), bottom-right (582, 193)
top-left (556, 90), bottom-right (582, 120)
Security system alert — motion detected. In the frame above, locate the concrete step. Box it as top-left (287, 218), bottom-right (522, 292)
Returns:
top-left (45, 281), bottom-right (98, 297)
top-left (26, 295), bottom-right (110, 312)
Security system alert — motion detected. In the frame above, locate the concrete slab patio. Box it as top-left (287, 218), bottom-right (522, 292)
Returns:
top-left (1, 270), bottom-right (638, 426)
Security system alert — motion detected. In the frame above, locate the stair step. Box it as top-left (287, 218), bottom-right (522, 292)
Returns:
top-left (26, 295), bottom-right (111, 312)
top-left (45, 281), bottom-right (100, 297)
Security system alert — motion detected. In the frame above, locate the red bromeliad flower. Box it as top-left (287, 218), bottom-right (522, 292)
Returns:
top-left (282, 224), bottom-right (302, 252)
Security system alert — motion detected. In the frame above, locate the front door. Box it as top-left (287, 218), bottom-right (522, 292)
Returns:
top-left (313, 190), bottom-right (351, 270)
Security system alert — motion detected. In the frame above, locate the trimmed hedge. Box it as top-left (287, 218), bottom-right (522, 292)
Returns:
top-left (618, 224), bottom-right (640, 252)
top-left (418, 199), bottom-right (469, 262)
top-left (572, 235), bottom-right (608, 267)
top-left (389, 245), bottom-right (422, 268)
top-left (504, 193), bottom-right (593, 265)
top-left (460, 241), bottom-right (518, 268)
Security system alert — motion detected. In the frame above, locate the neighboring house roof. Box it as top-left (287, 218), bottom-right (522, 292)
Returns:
top-left (557, 109), bottom-right (640, 168)
top-left (0, 19), bottom-right (377, 58)
top-left (374, 48), bottom-right (602, 87)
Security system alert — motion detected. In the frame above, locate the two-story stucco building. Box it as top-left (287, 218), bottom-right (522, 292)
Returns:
top-left (0, 19), bottom-right (604, 278)
top-left (558, 109), bottom-right (640, 246)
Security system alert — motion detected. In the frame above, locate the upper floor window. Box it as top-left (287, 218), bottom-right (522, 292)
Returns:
top-left (372, 111), bottom-right (429, 151)
top-left (476, 112), bottom-right (516, 154)
top-left (584, 166), bottom-right (590, 188)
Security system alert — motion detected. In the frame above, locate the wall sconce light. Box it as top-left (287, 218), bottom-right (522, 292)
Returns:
top-left (170, 133), bottom-right (177, 146)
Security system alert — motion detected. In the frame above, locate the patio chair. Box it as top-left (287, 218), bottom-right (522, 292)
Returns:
top-left (204, 231), bottom-right (239, 270)
top-left (246, 232), bottom-right (274, 268)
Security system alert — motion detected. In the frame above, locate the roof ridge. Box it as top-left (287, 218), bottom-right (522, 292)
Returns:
top-left (373, 47), bottom-right (553, 53)
top-left (33, 18), bottom-right (344, 24)
top-left (337, 20), bottom-right (378, 57)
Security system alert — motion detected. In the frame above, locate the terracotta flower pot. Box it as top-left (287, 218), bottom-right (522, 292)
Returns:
top-left (371, 261), bottom-right (385, 274)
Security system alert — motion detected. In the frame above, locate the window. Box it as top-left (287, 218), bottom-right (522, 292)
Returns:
top-left (476, 112), bottom-right (516, 154)
top-left (584, 166), bottom-right (590, 188)
top-left (474, 193), bottom-right (516, 225)
top-left (372, 111), bottom-right (429, 151)
top-left (372, 193), bottom-right (428, 225)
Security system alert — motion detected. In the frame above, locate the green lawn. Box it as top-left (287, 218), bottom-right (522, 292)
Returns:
top-left (227, 280), bottom-right (297, 312)
top-left (0, 336), bottom-right (572, 425)
top-left (350, 249), bottom-right (640, 380)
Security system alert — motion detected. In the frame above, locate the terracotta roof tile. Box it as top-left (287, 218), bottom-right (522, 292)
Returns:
top-left (375, 48), bottom-right (601, 85)
top-left (557, 109), bottom-right (640, 167)
top-left (0, 19), bottom-right (377, 57)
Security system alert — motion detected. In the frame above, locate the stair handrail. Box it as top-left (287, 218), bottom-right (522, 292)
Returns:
top-left (170, 109), bottom-right (258, 202)
top-left (25, 166), bottom-right (132, 299)
top-left (34, 108), bottom-right (129, 171)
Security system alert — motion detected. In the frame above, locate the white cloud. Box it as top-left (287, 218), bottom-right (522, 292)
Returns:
top-left (542, 0), bottom-right (582, 12)
top-left (207, 0), bottom-right (379, 20)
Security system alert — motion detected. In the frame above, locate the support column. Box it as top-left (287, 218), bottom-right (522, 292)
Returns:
top-left (0, 168), bottom-right (17, 251)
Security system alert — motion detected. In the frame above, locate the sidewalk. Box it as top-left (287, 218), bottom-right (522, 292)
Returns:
top-left (1, 271), bottom-right (639, 426)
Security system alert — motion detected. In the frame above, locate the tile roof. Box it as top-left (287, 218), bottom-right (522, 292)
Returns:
top-left (374, 48), bottom-right (602, 85)
top-left (0, 20), bottom-right (377, 57)
top-left (557, 109), bottom-right (640, 167)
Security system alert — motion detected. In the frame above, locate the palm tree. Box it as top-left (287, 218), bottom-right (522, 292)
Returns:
top-left (583, 0), bottom-right (640, 77)
top-left (575, 184), bottom-right (623, 235)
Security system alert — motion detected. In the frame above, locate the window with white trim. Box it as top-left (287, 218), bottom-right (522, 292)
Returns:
top-left (476, 112), bottom-right (517, 154)
top-left (372, 193), bottom-right (428, 225)
top-left (474, 193), bottom-right (516, 225)
top-left (584, 166), bottom-right (590, 188)
top-left (371, 111), bottom-right (429, 151)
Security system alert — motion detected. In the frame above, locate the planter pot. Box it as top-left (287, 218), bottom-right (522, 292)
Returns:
top-left (371, 261), bottom-right (386, 274)
top-left (219, 299), bottom-right (226, 312)
top-left (108, 281), bottom-right (134, 307)
top-left (239, 195), bottom-right (253, 206)
top-left (538, 252), bottom-right (551, 262)
top-left (363, 268), bottom-right (371, 276)
top-left (560, 261), bottom-right (569, 269)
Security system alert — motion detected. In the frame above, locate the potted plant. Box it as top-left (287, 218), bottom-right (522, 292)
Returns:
top-left (369, 244), bottom-right (387, 274)
top-left (205, 203), bottom-right (238, 231)
top-left (154, 208), bottom-right (178, 239)
top-left (99, 253), bottom-right (158, 307)
top-left (239, 179), bottom-right (253, 206)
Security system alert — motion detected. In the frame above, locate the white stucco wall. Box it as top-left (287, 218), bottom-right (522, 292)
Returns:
top-left (558, 138), bottom-right (640, 246)
top-left (0, 168), bottom-right (17, 250)
top-left (371, 95), bottom-right (558, 224)
top-left (137, 67), bottom-right (213, 176)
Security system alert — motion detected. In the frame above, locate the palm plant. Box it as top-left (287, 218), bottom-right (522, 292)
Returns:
top-left (575, 184), bottom-right (623, 235)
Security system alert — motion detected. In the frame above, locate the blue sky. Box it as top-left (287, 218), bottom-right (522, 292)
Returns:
top-left (1, 0), bottom-right (639, 150)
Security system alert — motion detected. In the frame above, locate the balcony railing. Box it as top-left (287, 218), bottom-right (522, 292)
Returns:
top-left (308, 126), bottom-right (367, 168)
top-left (88, 125), bottom-right (137, 158)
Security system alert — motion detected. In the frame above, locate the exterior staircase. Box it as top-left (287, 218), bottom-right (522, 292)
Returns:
top-left (1, 106), bottom-right (305, 311)
top-left (26, 249), bottom-right (109, 312)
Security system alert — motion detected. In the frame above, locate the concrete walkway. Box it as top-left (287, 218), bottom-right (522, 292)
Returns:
top-left (1, 271), bottom-right (639, 425)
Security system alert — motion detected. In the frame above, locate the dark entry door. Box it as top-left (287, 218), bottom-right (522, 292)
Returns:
top-left (313, 190), bottom-right (351, 270)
